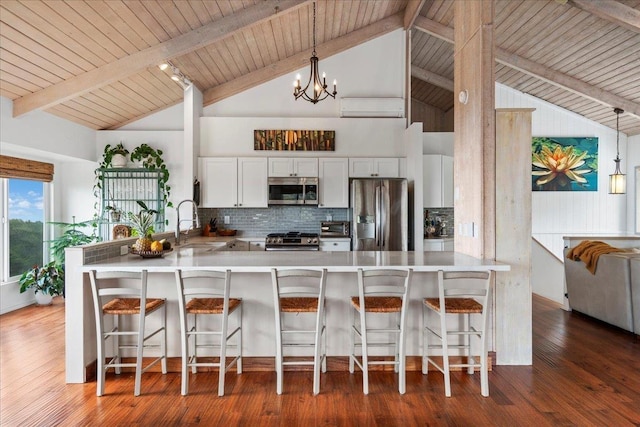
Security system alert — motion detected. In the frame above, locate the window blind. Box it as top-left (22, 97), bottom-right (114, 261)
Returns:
top-left (0, 155), bottom-right (54, 182)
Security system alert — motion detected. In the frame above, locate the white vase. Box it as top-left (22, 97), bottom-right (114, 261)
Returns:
top-left (35, 293), bottom-right (53, 306)
top-left (111, 154), bottom-right (128, 168)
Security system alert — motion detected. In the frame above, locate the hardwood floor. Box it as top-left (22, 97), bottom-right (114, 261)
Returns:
top-left (1, 295), bottom-right (639, 426)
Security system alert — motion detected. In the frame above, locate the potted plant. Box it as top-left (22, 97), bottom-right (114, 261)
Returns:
top-left (104, 205), bottom-right (123, 222)
top-left (130, 144), bottom-right (173, 221)
top-left (100, 142), bottom-right (129, 168)
top-left (48, 217), bottom-right (99, 264)
top-left (19, 262), bottom-right (65, 305)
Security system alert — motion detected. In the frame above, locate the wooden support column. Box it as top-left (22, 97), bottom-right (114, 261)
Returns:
top-left (453, 0), bottom-right (495, 259)
top-left (495, 109), bottom-right (534, 365)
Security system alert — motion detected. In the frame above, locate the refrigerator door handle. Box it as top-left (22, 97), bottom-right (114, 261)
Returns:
top-left (380, 185), bottom-right (386, 248)
top-left (375, 185), bottom-right (381, 247)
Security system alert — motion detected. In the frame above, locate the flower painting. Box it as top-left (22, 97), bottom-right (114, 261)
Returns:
top-left (532, 137), bottom-right (598, 191)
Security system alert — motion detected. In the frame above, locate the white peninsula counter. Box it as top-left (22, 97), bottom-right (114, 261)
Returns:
top-left (65, 242), bottom-right (509, 383)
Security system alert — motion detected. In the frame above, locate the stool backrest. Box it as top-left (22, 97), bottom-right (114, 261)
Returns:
top-left (271, 268), bottom-right (327, 299)
top-left (175, 269), bottom-right (231, 299)
top-left (438, 270), bottom-right (493, 303)
top-left (357, 268), bottom-right (413, 300)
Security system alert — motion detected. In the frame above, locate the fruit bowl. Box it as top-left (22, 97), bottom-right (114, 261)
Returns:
top-left (130, 248), bottom-right (173, 258)
top-left (217, 229), bottom-right (237, 236)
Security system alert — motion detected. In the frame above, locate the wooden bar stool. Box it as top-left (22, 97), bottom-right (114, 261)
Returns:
top-left (174, 269), bottom-right (242, 396)
top-left (88, 270), bottom-right (167, 397)
top-left (422, 270), bottom-right (493, 397)
top-left (271, 268), bottom-right (327, 395)
top-left (349, 268), bottom-right (413, 395)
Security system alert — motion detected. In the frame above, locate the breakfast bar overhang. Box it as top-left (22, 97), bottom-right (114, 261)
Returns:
top-left (65, 246), bottom-right (510, 384)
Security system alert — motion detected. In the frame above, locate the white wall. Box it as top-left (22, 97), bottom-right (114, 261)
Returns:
top-left (205, 30), bottom-right (405, 118)
top-left (118, 103), bottom-right (184, 131)
top-left (0, 97), bottom-right (96, 161)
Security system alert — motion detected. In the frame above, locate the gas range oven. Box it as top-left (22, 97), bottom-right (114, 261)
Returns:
top-left (265, 232), bottom-right (320, 251)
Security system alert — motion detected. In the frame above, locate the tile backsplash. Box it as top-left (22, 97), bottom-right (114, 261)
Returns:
top-left (423, 207), bottom-right (455, 237)
top-left (199, 206), bottom-right (350, 236)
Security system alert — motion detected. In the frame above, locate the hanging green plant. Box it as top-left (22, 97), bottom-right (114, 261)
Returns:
top-left (130, 143), bottom-right (172, 211)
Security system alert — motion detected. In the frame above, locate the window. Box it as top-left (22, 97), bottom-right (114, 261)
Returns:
top-left (0, 155), bottom-right (53, 283)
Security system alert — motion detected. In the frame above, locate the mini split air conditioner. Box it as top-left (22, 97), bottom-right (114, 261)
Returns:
top-left (340, 97), bottom-right (404, 118)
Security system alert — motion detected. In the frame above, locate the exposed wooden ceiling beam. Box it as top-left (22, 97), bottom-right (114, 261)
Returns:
top-left (568, 0), bottom-right (640, 34)
top-left (404, 0), bottom-right (427, 30)
top-left (12, 0), bottom-right (310, 118)
top-left (203, 13), bottom-right (404, 106)
top-left (495, 48), bottom-right (640, 119)
top-left (413, 16), bottom-right (640, 119)
top-left (411, 65), bottom-right (454, 91)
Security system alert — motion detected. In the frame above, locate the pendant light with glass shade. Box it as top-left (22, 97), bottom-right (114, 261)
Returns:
top-left (609, 107), bottom-right (625, 194)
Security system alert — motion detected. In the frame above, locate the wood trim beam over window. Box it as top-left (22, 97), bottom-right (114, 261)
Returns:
top-left (0, 155), bottom-right (54, 182)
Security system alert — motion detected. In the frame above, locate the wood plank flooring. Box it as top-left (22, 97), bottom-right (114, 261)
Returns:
top-left (1, 295), bottom-right (639, 426)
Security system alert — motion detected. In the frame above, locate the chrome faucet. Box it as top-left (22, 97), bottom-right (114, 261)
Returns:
top-left (175, 199), bottom-right (200, 246)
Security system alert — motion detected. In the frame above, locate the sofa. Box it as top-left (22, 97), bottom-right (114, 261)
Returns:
top-left (564, 248), bottom-right (639, 333)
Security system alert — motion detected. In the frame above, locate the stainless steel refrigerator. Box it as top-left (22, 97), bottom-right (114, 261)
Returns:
top-left (351, 178), bottom-right (408, 251)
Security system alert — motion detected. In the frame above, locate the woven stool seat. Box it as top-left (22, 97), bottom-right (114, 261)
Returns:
top-left (103, 297), bottom-right (164, 315)
top-left (424, 297), bottom-right (483, 313)
top-left (351, 296), bottom-right (402, 312)
top-left (186, 297), bottom-right (242, 314)
top-left (280, 297), bottom-right (319, 312)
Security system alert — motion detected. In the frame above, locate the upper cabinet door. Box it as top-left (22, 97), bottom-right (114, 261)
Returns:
top-left (199, 158), bottom-right (238, 208)
top-left (268, 158), bottom-right (318, 177)
top-left (318, 158), bottom-right (349, 208)
top-left (423, 155), bottom-right (454, 208)
top-left (442, 155), bottom-right (454, 208)
top-left (349, 158), bottom-right (400, 178)
top-left (238, 157), bottom-right (268, 207)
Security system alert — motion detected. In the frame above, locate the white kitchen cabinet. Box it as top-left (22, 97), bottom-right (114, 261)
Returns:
top-left (423, 238), bottom-right (454, 251)
top-left (199, 157), bottom-right (267, 208)
top-left (268, 158), bottom-right (318, 177)
top-left (318, 158), bottom-right (349, 208)
top-left (423, 155), bottom-right (453, 207)
top-left (319, 238), bottom-right (351, 251)
top-left (349, 158), bottom-right (400, 178)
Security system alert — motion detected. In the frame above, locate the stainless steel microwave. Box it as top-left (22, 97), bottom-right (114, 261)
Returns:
top-left (268, 177), bottom-right (318, 205)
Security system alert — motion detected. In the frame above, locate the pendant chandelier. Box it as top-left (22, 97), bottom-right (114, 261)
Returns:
top-left (609, 107), bottom-right (626, 194)
top-left (293, 2), bottom-right (337, 104)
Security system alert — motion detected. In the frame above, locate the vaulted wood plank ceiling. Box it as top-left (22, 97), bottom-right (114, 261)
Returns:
top-left (1, 0), bottom-right (639, 135)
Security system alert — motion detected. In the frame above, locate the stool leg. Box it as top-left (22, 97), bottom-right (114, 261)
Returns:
top-left (422, 304), bottom-right (428, 375)
top-left (191, 314), bottom-right (197, 374)
top-left (394, 312), bottom-right (400, 374)
top-left (134, 313), bottom-right (145, 397)
top-left (180, 311), bottom-right (189, 396)
top-left (237, 304), bottom-right (243, 374)
top-left (349, 306), bottom-right (355, 374)
top-left (313, 311), bottom-right (322, 395)
top-left (96, 322), bottom-right (106, 397)
top-left (219, 305), bottom-right (229, 397)
top-left (114, 315), bottom-right (121, 375)
top-left (399, 316), bottom-right (406, 395)
top-left (441, 311), bottom-right (451, 398)
top-left (275, 312), bottom-right (283, 395)
top-left (360, 309), bottom-right (369, 395)
top-left (161, 303), bottom-right (167, 374)
top-left (321, 309), bottom-right (327, 373)
top-left (465, 314), bottom-right (474, 375)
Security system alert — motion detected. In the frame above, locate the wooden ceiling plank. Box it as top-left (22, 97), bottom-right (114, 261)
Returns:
top-left (97, 85), bottom-right (150, 116)
top-left (49, 0), bottom-right (129, 59)
top-left (12, 0), bottom-right (310, 117)
top-left (203, 12), bottom-right (403, 105)
top-left (0, 60), bottom-right (49, 89)
top-left (89, 0), bottom-right (150, 51)
top-left (0, 68), bottom-right (42, 92)
top-left (0, 6), bottom-right (97, 72)
top-left (89, 88), bottom-right (146, 118)
top-left (279, 13), bottom-right (297, 58)
top-left (186, 51), bottom-right (220, 88)
top-left (110, 81), bottom-right (160, 111)
top-left (106, 1), bottom-right (163, 47)
top-left (173, 0), bottom-right (207, 29)
top-left (346, 0), bottom-right (360, 34)
top-left (158, 0), bottom-right (192, 34)
top-left (138, 68), bottom-right (183, 103)
top-left (196, 46), bottom-right (225, 86)
top-left (107, 99), bottom-right (182, 130)
top-left (69, 95), bottom-right (129, 124)
top-left (0, 78), bottom-right (30, 98)
top-left (569, 0), bottom-right (640, 34)
top-left (354, 0), bottom-right (369, 30)
top-left (127, 72), bottom-right (176, 106)
top-left (331, 0), bottom-right (345, 39)
top-left (219, 39), bottom-right (246, 78)
top-left (0, 48), bottom-right (63, 85)
top-left (404, 0), bottom-right (427, 29)
top-left (0, 36), bottom-right (73, 80)
top-left (50, 102), bottom-right (111, 129)
top-left (242, 26), bottom-right (266, 69)
top-left (232, 32), bottom-right (259, 71)
top-left (123, 0), bottom-right (171, 43)
top-left (204, 44), bottom-right (234, 82)
top-left (70, 1), bottom-right (139, 55)
top-left (0, 20), bottom-right (88, 76)
top-left (413, 16), bottom-right (640, 119)
top-left (411, 65), bottom-right (453, 91)
top-left (255, 22), bottom-right (278, 64)
top-left (7, 0), bottom-right (111, 68)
